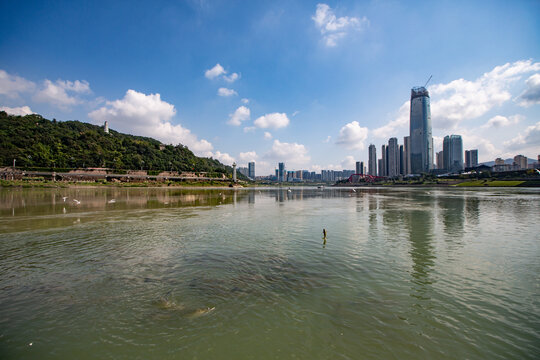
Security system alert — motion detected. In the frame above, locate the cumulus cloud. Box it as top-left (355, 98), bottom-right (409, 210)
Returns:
top-left (263, 139), bottom-right (311, 169)
top-left (341, 155), bottom-right (356, 170)
top-left (34, 79), bottom-right (91, 109)
top-left (312, 3), bottom-right (369, 47)
top-left (88, 89), bottom-right (213, 154)
top-left (211, 151), bottom-right (235, 165)
top-left (217, 87), bottom-right (238, 97)
top-left (264, 131), bottom-right (272, 140)
top-left (243, 126), bottom-right (256, 133)
top-left (372, 59), bottom-right (540, 138)
top-left (504, 121), bottom-right (540, 151)
top-left (519, 73), bottom-right (540, 106)
top-left (336, 121), bottom-right (368, 150)
top-left (254, 112), bottom-right (290, 129)
top-left (482, 115), bottom-right (522, 128)
top-left (205, 63), bottom-right (226, 79)
top-left (241, 98), bottom-right (249, 104)
top-left (372, 101), bottom-right (409, 138)
top-left (429, 59), bottom-right (540, 129)
top-left (323, 135), bottom-right (331, 143)
top-left (0, 70), bottom-right (35, 98)
top-left (227, 106), bottom-right (250, 126)
top-left (238, 151), bottom-right (258, 163)
top-left (223, 73), bottom-right (239, 83)
top-left (0, 105), bottom-right (34, 116)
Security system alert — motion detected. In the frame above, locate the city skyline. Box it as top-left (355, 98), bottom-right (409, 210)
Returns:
top-left (1, 1), bottom-right (539, 175)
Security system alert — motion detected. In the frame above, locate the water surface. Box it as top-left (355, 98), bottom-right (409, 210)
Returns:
top-left (1, 187), bottom-right (539, 359)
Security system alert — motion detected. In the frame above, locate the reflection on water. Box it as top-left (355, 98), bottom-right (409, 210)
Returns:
top-left (1, 186), bottom-right (539, 359)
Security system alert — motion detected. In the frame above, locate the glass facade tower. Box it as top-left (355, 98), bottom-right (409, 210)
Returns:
top-left (409, 87), bottom-right (433, 174)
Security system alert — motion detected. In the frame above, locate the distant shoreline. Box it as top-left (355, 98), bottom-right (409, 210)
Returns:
top-left (1, 179), bottom-right (539, 188)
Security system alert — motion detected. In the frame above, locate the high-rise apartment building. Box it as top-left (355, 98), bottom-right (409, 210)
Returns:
top-left (436, 151), bottom-right (444, 170)
top-left (381, 144), bottom-right (387, 177)
top-left (409, 86), bottom-right (433, 174)
top-left (387, 137), bottom-right (400, 177)
top-left (399, 145), bottom-right (404, 175)
top-left (368, 144), bottom-right (377, 176)
top-left (513, 155), bottom-right (528, 169)
top-left (443, 135), bottom-right (463, 173)
top-left (465, 150), bottom-right (478, 169)
top-left (248, 162), bottom-right (255, 179)
top-left (278, 162), bottom-right (285, 182)
top-left (403, 136), bottom-right (411, 175)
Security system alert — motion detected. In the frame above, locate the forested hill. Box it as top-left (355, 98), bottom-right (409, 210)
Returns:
top-left (0, 111), bottom-right (234, 176)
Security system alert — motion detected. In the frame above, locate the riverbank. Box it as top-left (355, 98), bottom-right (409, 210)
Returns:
top-left (0, 179), bottom-right (247, 188)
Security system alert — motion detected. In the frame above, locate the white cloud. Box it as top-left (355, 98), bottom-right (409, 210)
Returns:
top-left (205, 63), bottom-right (226, 79)
top-left (238, 151), bottom-right (258, 163)
top-left (241, 98), bottom-right (249, 104)
top-left (371, 60), bottom-right (540, 139)
top-left (211, 151), bottom-right (235, 165)
top-left (223, 73), bottom-right (239, 83)
top-left (372, 101), bottom-right (409, 138)
top-left (264, 131), bottom-right (272, 139)
top-left (218, 87), bottom-right (237, 97)
top-left (504, 121), bottom-right (540, 152)
top-left (292, 110), bottom-right (300, 117)
top-left (263, 139), bottom-right (311, 169)
top-left (312, 3), bottom-right (369, 47)
top-left (519, 73), bottom-right (540, 106)
top-left (34, 79), bottom-right (91, 109)
top-left (227, 106), bottom-right (250, 126)
top-left (0, 70), bottom-right (36, 98)
top-left (341, 155), bottom-right (356, 170)
top-left (0, 105), bottom-right (34, 116)
top-left (482, 115), bottom-right (521, 128)
top-left (254, 112), bottom-right (290, 129)
top-left (429, 60), bottom-right (540, 129)
top-left (336, 121), bottom-right (368, 150)
top-left (323, 135), bottom-right (331, 143)
top-left (243, 126), bottom-right (256, 133)
top-left (88, 89), bottom-right (213, 155)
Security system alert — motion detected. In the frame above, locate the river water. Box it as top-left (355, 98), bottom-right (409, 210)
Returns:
top-left (0, 187), bottom-right (539, 359)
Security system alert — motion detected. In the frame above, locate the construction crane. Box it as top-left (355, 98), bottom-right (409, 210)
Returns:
top-left (424, 75), bottom-right (432, 88)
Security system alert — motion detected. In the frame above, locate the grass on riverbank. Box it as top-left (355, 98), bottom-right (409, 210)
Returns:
top-left (457, 180), bottom-right (524, 187)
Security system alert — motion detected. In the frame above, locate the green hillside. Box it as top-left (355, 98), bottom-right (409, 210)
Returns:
top-left (0, 111), bottom-right (236, 177)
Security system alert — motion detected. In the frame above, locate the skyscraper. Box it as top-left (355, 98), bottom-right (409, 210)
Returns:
top-left (360, 161), bottom-right (364, 175)
top-left (409, 86), bottom-right (433, 174)
top-left (443, 135), bottom-right (463, 172)
top-left (248, 162), bottom-right (255, 179)
top-left (465, 150), bottom-right (478, 169)
top-left (403, 136), bottom-right (411, 175)
top-left (399, 145), bottom-right (404, 175)
top-left (368, 144), bottom-right (377, 176)
top-left (381, 144), bottom-right (387, 177)
top-left (356, 161), bottom-right (361, 175)
top-left (387, 137), bottom-right (400, 177)
top-left (278, 162), bottom-right (285, 182)
top-left (436, 151), bottom-right (444, 170)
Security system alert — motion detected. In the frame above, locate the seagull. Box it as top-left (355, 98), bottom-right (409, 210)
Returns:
top-left (351, 189), bottom-right (356, 192)
top-left (287, 189), bottom-right (292, 192)
top-left (107, 199), bottom-right (116, 204)
top-left (73, 199), bottom-right (81, 205)
top-left (62, 196), bottom-right (68, 202)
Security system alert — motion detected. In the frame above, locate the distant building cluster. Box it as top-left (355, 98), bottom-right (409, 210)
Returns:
top-left (237, 161), bottom-right (256, 180)
top-left (258, 85), bottom-right (538, 182)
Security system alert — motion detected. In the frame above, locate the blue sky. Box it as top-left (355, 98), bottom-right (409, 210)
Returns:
top-left (1, 0), bottom-right (539, 174)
